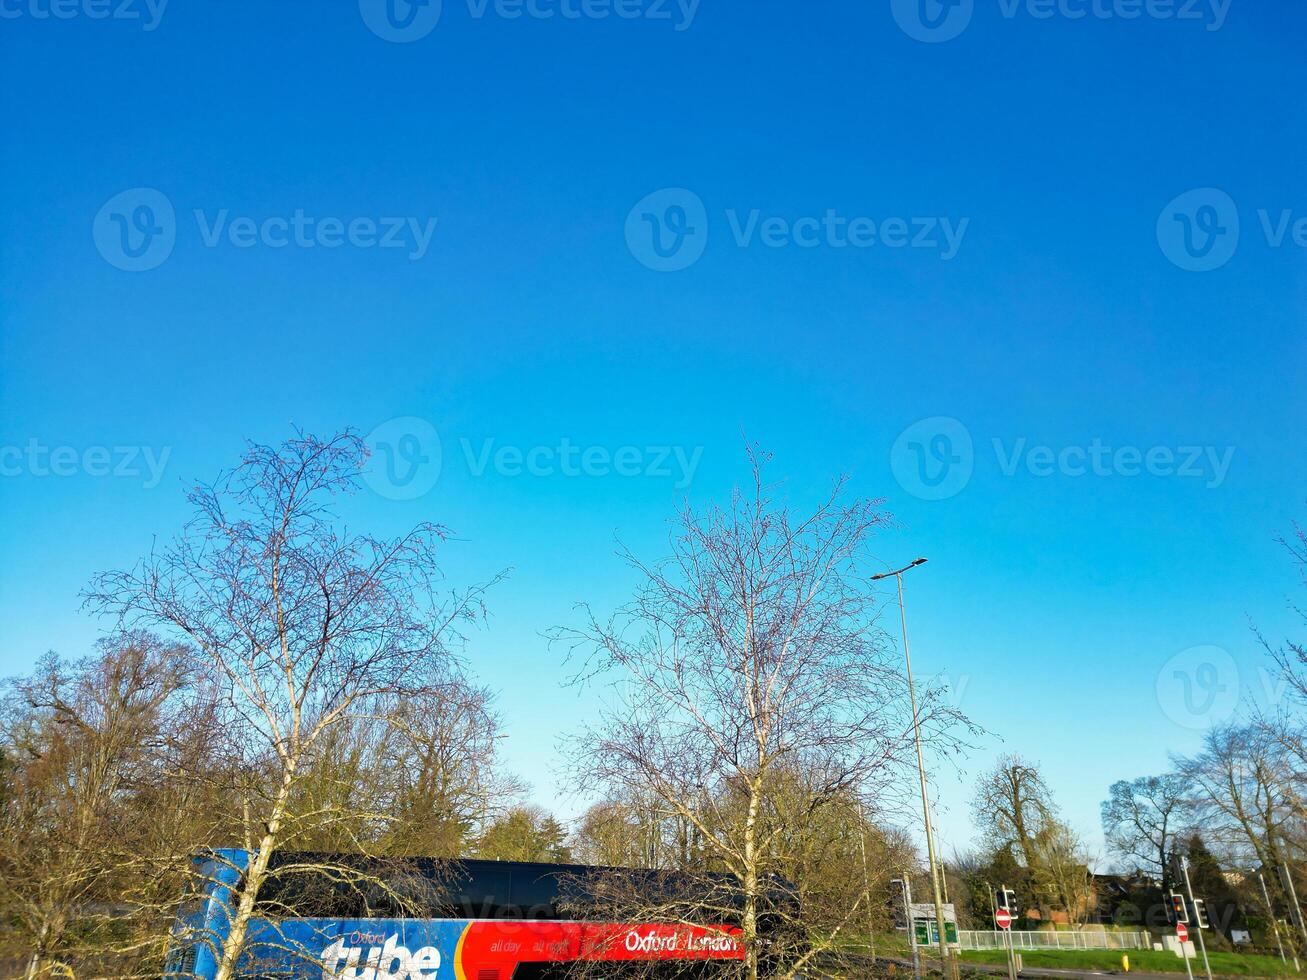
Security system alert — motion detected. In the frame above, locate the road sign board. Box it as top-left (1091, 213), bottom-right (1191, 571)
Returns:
top-left (995, 908), bottom-right (1012, 930)
top-left (912, 917), bottom-right (960, 947)
top-left (1176, 922), bottom-right (1189, 943)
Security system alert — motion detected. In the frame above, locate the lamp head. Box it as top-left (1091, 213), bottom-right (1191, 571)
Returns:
top-left (871, 557), bottom-right (929, 580)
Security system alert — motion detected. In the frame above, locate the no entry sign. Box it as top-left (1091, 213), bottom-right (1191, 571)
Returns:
top-left (1176, 922), bottom-right (1189, 943)
top-left (995, 908), bottom-right (1012, 930)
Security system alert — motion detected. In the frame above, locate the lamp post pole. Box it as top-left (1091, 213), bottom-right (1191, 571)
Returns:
top-left (872, 558), bottom-right (952, 979)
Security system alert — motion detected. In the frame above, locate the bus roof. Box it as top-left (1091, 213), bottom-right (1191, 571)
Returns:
top-left (236, 851), bottom-right (744, 921)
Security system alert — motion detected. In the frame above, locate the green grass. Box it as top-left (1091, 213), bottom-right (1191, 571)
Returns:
top-left (960, 947), bottom-right (1299, 976)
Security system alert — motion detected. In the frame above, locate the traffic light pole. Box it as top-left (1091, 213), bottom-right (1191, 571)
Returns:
top-left (902, 874), bottom-right (921, 980)
top-left (1282, 862), bottom-right (1307, 950)
top-left (1180, 856), bottom-right (1213, 980)
top-left (1169, 885), bottom-right (1195, 980)
top-left (1255, 868), bottom-right (1293, 968)
top-left (998, 886), bottom-right (1017, 980)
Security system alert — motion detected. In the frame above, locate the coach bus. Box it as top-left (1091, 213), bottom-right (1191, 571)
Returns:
top-left (162, 849), bottom-right (746, 980)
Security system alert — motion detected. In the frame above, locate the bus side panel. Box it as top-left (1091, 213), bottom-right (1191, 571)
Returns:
top-left (239, 918), bottom-right (470, 979)
top-left (456, 921), bottom-right (744, 977)
top-left (178, 917), bottom-right (743, 978)
top-left (163, 849), bottom-right (250, 980)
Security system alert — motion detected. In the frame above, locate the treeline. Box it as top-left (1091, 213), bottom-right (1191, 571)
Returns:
top-left (0, 640), bottom-right (921, 978)
top-left (947, 755), bottom-right (1099, 927)
top-left (1, 433), bottom-right (955, 980)
top-left (8, 428), bottom-right (1298, 979)
top-left (0, 433), bottom-right (524, 978)
top-left (0, 632), bottom-right (523, 976)
top-left (947, 528), bottom-right (1306, 954)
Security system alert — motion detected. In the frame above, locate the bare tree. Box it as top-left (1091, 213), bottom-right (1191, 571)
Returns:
top-left (571, 790), bottom-right (720, 871)
top-left (383, 683), bottom-right (522, 857)
top-left (0, 633), bottom-right (195, 979)
top-left (278, 682), bottom-right (518, 856)
top-left (1263, 521), bottom-right (1307, 708)
top-left (971, 756), bottom-right (1059, 921)
top-left (1032, 820), bottom-right (1094, 926)
top-left (1257, 521), bottom-right (1307, 829)
top-left (88, 430), bottom-right (495, 980)
top-left (759, 776), bottom-right (915, 954)
top-left (972, 755), bottom-right (1055, 871)
top-left (1100, 773), bottom-right (1190, 890)
top-left (557, 452), bottom-right (958, 980)
top-left (1176, 725), bottom-right (1295, 876)
top-left (571, 795), bottom-right (675, 869)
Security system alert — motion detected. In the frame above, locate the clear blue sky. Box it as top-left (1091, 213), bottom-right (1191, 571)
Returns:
top-left (2, 0), bottom-right (1305, 865)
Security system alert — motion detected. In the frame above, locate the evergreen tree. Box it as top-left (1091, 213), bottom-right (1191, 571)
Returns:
top-left (477, 805), bottom-right (573, 863)
top-left (1182, 834), bottom-right (1244, 945)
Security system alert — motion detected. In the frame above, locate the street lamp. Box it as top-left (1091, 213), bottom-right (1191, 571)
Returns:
top-left (871, 558), bottom-right (953, 978)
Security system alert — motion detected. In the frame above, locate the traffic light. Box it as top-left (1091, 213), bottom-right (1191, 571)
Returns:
top-left (997, 887), bottom-right (1018, 913)
top-left (890, 879), bottom-right (907, 906)
top-left (1192, 898), bottom-right (1210, 930)
top-left (1169, 892), bottom-right (1189, 924)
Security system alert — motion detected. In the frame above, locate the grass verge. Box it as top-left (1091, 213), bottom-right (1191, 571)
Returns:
top-left (960, 947), bottom-right (1298, 976)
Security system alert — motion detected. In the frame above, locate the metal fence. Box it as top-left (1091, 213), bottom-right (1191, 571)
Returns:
top-left (958, 929), bottom-right (1150, 951)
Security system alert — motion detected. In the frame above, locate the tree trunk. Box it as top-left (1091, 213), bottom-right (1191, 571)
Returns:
top-left (23, 921), bottom-right (50, 980)
top-left (744, 784), bottom-right (761, 980)
top-left (211, 760), bottom-right (296, 980)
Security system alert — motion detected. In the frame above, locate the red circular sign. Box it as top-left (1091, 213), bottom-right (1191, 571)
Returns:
top-left (1176, 923), bottom-right (1189, 942)
top-left (995, 909), bottom-right (1012, 930)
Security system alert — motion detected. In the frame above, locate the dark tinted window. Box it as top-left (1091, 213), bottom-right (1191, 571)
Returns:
top-left (250, 852), bottom-right (752, 923)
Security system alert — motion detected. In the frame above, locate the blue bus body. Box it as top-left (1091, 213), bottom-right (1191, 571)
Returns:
top-left (164, 849), bottom-right (249, 979)
top-left (162, 850), bottom-right (746, 980)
